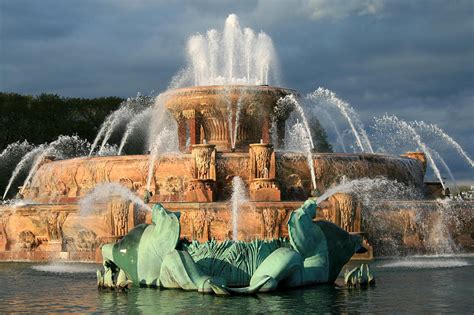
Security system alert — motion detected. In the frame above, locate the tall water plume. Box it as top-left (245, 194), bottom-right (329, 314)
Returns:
top-left (308, 87), bottom-right (373, 153)
top-left (172, 14), bottom-right (279, 87)
top-left (230, 176), bottom-right (247, 240)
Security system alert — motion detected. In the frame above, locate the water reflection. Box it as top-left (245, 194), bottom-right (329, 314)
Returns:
top-left (0, 258), bottom-right (473, 313)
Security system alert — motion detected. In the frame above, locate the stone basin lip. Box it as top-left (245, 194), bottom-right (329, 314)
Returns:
top-left (42, 151), bottom-right (418, 164)
top-left (163, 84), bottom-right (299, 97)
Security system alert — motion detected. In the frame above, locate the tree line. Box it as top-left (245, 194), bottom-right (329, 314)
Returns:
top-left (0, 92), bottom-right (123, 150)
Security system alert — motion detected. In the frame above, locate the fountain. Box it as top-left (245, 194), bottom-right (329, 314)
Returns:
top-left (0, 15), bottom-right (472, 286)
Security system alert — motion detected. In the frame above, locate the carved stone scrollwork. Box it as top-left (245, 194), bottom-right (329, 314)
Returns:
top-left (108, 198), bottom-right (133, 237)
top-left (249, 143), bottom-right (280, 201)
top-left (41, 211), bottom-right (68, 241)
top-left (185, 144), bottom-right (217, 202)
top-left (18, 230), bottom-right (38, 251)
top-left (331, 193), bottom-right (359, 232)
top-left (0, 213), bottom-right (10, 251)
top-left (260, 208), bottom-right (286, 239)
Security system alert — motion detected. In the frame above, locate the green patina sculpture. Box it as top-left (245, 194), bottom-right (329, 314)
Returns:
top-left (344, 263), bottom-right (375, 288)
top-left (97, 199), bottom-right (367, 294)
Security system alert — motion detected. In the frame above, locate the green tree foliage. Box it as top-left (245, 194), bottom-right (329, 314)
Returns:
top-left (0, 92), bottom-right (123, 150)
top-left (311, 119), bottom-right (333, 153)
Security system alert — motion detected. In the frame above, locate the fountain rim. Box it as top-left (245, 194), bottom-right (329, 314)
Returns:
top-left (162, 84), bottom-right (299, 97)
top-left (35, 151), bottom-right (421, 164)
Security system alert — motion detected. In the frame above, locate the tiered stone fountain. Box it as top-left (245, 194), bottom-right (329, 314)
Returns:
top-left (0, 84), bottom-right (438, 262)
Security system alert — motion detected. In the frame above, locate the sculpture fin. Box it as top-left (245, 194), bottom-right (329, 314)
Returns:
top-left (223, 275), bottom-right (273, 294)
top-left (207, 279), bottom-right (231, 296)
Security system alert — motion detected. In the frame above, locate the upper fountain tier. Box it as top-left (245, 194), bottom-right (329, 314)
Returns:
top-left (163, 85), bottom-right (296, 152)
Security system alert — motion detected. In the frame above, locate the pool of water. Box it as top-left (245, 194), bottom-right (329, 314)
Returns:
top-left (1, 255), bottom-right (473, 313)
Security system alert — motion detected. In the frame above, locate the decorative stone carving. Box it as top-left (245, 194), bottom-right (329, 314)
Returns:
top-left (0, 213), bottom-right (10, 251)
top-left (330, 193), bottom-right (361, 233)
top-left (185, 144), bottom-right (217, 202)
top-left (75, 229), bottom-right (99, 252)
top-left (249, 143), bottom-right (280, 201)
top-left (108, 198), bottom-right (134, 237)
top-left (260, 208), bottom-right (286, 239)
top-left (41, 211), bottom-right (68, 241)
top-left (18, 230), bottom-right (38, 251)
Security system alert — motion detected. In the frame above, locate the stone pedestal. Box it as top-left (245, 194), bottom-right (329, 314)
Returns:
top-left (184, 144), bottom-right (217, 202)
top-left (249, 143), bottom-right (281, 201)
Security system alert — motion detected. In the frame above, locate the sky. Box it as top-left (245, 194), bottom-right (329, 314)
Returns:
top-left (0, 0), bottom-right (473, 182)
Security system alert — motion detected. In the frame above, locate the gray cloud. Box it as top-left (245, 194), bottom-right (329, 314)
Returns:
top-left (0, 0), bottom-right (472, 181)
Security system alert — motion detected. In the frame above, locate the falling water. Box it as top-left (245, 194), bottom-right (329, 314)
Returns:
top-left (222, 87), bottom-right (246, 150)
top-left (146, 128), bottom-right (178, 192)
top-left (286, 121), bottom-right (317, 191)
top-left (411, 121), bottom-right (474, 168)
top-left (428, 148), bottom-right (458, 193)
top-left (97, 106), bottom-right (133, 156)
top-left (18, 135), bottom-right (92, 195)
top-left (3, 146), bottom-right (45, 199)
top-left (21, 149), bottom-right (52, 194)
top-left (308, 87), bottom-right (373, 153)
top-left (313, 107), bottom-right (347, 153)
top-left (230, 176), bottom-right (247, 240)
top-left (118, 107), bottom-right (152, 155)
top-left (173, 14), bottom-right (279, 87)
top-left (374, 115), bottom-right (446, 190)
top-left (79, 182), bottom-right (151, 215)
top-left (279, 95), bottom-right (315, 150)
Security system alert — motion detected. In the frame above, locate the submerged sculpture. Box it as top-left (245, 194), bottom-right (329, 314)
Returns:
top-left (97, 199), bottom-right (366, 294)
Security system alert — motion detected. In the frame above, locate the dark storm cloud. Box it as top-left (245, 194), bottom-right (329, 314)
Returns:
top-left (0, 0), bottom-right (472, 180)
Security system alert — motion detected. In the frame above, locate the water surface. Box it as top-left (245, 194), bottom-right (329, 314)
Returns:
top-left (1, 256), bottom-right (473, 313)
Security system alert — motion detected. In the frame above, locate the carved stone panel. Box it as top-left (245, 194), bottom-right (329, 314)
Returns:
top-left (249, 143), bottom-right (280, 201)
top-left (107, 198), bottom-right (134, 237)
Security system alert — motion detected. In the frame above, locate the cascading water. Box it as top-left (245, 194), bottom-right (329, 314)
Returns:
top-left (280, 94), bottom-right (315, 150)
top-left (145, 128), bottom-right (178, 192)
top-left (118, 107), bottom-right (152, 155)
top-left (286, 121), bottom-right (317, 192)
top-left (97, 106), bottom-right (133, 156)
top-left (374, 115), bottom-right (446, 190)
top-left (279, 94), bottom-right (317, 191)
top-left (79, 182), bottom-right (151, 215)
top-left (230, 176), bottom-right (247, 240)
top-left (89, 93), bottom-right (153, 156)
top-left (3, 146), bottom-right (45, 199)
top-left (308, 87), bottom-right (373, 153)
top-left (313, 107), bottom-right (347, 153)
top-left (427, 148), bottom-right (458, 193)
top-left (411, 120), bottom-right (474, 169)
top-left (17, 135), bottom-right (91, 195)
top-left (172, 14), bottom-right (279, 87)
